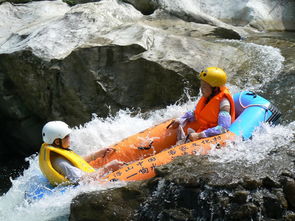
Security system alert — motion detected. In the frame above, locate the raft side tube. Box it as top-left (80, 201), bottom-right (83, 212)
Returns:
top-left (104, 131), bottom-right (236, 182)
top-left (229, 91), bottom-right (281, 139)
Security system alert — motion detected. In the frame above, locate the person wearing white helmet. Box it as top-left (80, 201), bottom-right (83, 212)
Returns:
top-left (39, 121), bottom-right (124, 186)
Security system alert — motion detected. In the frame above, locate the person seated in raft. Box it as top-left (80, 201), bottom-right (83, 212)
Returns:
top-left (39, 121), bottom-right (125, 185)
top-left (169, 67), bottom-right (235, 142)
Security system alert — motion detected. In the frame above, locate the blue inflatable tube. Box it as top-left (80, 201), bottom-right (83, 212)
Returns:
top-left (25, 175), bottom-right (72, 201)
top-left (229, 91), bottom-right (281, 139)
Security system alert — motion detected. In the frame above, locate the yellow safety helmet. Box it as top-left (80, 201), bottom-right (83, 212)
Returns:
top-left (199, 67), bottom-right (227, 87)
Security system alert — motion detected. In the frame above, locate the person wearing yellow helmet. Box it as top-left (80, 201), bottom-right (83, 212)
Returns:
top-left (169, 67), bottom-right (236, 142)
top-left (39, 121), bottom-right (125, 186)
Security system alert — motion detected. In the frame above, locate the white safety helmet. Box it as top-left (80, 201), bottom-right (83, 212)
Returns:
top-left (42, 121), bottom-right (72, 144)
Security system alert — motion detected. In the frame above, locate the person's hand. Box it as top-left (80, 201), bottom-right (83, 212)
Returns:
top-left (103, 160), bottom-right (127, 173)
top-left (188, 132), bottom-right (203, 141)
top-left (84, 147), bottom-right (116, 162)
top-left (167, 119), bottom-right (180, 129)
top-left (101, 147), bottom-right (115, 158)
top-left (94, 147), bottom-right (115, 158)
top-left (109, 160), bottom-right (126, 169)
top-left (82, 160), bottom-right (127, 182)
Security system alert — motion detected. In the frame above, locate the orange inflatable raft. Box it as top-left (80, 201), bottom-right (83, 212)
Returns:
top-left (92, 91), bottom-right (281, 182)
top-left (104, 130), bottom-right (236, 182)
top-left (89, 119), bottom-right (236, 182)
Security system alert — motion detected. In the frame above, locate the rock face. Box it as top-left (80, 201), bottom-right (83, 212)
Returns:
top-left (2, 0), bottom-right (295, 33)
top-left (70, 143), bottom-right (295, 220)
top-left (122, 0), bottom-right (158, 15)
top-left (122, 0), bottom-right (295, 31)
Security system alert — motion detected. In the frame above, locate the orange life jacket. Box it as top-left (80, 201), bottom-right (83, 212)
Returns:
top-left (184, 86), bottom-right (235, 133)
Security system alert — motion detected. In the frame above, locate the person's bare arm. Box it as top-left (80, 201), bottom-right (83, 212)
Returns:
top-left (80, 160), bottom-right (126, 182)
top-left (103, 160), bottom-right (126, 173)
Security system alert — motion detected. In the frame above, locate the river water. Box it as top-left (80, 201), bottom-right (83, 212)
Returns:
top-left (0, 26), bottom-right (294, 221)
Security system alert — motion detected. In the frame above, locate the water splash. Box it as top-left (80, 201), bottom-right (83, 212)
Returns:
top-left (0, 154), bottom-right (124, 221)
top-left (209, 122), bottom-right (295, 165)
top-left (219, 40), bottom-right (285, 91)
top-left (70, 94), bottom-right (197, 156)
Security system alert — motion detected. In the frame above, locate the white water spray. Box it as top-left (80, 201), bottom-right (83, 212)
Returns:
top-left (209, 122), bottom-right (295, 165)
top-left (219, 40), bottom-right (285, 91)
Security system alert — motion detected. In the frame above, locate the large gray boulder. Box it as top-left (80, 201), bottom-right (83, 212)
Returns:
top-left (122, 0), bottom-right (295, 31)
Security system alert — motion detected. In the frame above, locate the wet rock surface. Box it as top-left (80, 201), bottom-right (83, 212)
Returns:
top-left (70, 142), bottom-right (295, 220)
